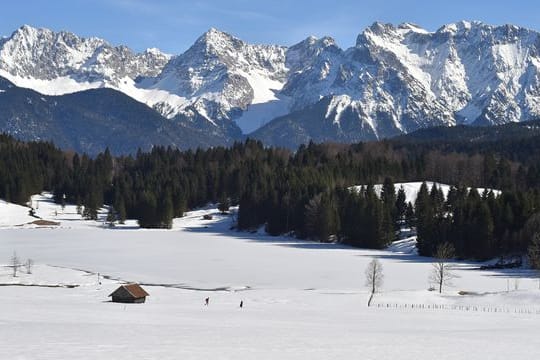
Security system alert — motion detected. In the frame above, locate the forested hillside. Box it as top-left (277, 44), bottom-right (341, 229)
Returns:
top-left (3, 121), bottom-right (540, 260)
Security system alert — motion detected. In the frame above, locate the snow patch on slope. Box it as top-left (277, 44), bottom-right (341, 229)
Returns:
top-left (237, 69), bottom-right (284, 104)
top-left (0, 70), bottom-right (102, 95)
top-left (364, 28), bottom-right (434, 94)
top-left (325, 95), bottom-right (351, 124)
top-left (0, 70), bottom-right (190, 119)
top-left (235, 96), bottom-right (291, 134)
top-left (351, 181), bottom-right (501, 204)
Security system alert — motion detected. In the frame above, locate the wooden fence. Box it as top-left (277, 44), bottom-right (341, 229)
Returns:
top-left (372, 302), bottom-right (540, 315)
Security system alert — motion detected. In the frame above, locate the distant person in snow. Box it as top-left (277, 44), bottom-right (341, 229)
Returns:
top-left (205, 297), bottom-right (209, 306)
top-left (239, 300), bottom-right (243, 308)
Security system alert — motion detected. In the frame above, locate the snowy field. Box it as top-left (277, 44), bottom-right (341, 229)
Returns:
top-left (1, 192), bottom-right (540, 359)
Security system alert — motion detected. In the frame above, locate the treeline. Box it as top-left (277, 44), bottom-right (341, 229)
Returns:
top-left (415, 183), bottom-right (540, 259)
top-left (335, 180), bottom-right (410, 249)
top-left (3, 130), bottom-right (540, 260)
top-left (0, 134), bottom-right (67, 204)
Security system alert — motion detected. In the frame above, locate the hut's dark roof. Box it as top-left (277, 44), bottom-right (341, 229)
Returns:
top-left (108, 284), bottom-right (149, 299)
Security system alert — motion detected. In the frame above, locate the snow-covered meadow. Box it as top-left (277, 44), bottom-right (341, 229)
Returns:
top-left (1, 192), bottom-right (539, 359)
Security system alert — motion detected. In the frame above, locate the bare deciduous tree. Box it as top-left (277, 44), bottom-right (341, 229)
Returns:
top-left (430, 242), bottom-right (456, 293)
top-left (24, 259), bottom-right (34, 274)
top-left (514, 278), bottom-right (520, 291)
top-left (365, 258), bottom-right (384, 306)
top-left (10, 251), bottom-right (21, 277)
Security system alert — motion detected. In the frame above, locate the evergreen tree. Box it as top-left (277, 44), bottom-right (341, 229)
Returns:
top-left (396, 186), bottom-right (407, 222)
top-left (381, 177), bottom-right (398, 235)
top-left (415, 182), bottom-right (434, 255)
top-left (474, 202), bottom-right (495, 259)
top-left (218, 194), bottom-right (230, 214)
top-left (136, 191), bottom-right (158, 228)
top-left (83, 204), bottom-right (98, 220)
top-left (338, 188), bottom-right (365, 247)
top-left (404, 202), bottom-right (415, 228)
top-left (528, 233), bottom-right (540, 270)
top-left (365, 185), bottom-right (389, 249)
top-left (106, 207), bottom-right (116, 227)
top-left (116, 199), bottom-right (127, 224)
top-left (161, 194), bottom-right (174, 229)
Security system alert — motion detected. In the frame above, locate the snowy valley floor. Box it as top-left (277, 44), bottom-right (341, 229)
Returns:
top-left (1, 195), bottom-right (540, 359)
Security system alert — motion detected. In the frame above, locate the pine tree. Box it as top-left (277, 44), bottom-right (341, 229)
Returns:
top-left (396, 186), bottom-right (407, 222)
top-left (474, 202), bottom-right (494, 259)
top-left (238, 189), bottom-right (260, 230)
top-left (338, 188), bottom-right (365, 247)
top-left (161, 194), bottom-right (174, 229)
top-left (218, 194), bottom-right (230, 214)
top-left (364, 185), bottom-right (389, 249)
top-left (173, 192), bottom-right (187, 218)
top-left (415, 182), bottom-right (435, 255)
top-left (381, 177), bottom-right (398, 236)
top-left (83, 205), bottom-right (98, 221)
top-left (116, 199), bottom-right (127, 224)
top-left (304, 193), bottom-right (340, 242)
top-left (136, 191), bottom-right (158, 228)
top-left (106, 207), bottom-right (116, 227)
top-left (405, 202), bottom-right (415, 228)
top-left (380, 178), bottom-right (396, 208)
top-left (528, 232), bottom-right (540, 270)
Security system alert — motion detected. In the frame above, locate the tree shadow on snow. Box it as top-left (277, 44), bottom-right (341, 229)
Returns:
top-left (182, 220), bottom-right (357, 251)
top-left (179, 211), bottom-right (540, 280)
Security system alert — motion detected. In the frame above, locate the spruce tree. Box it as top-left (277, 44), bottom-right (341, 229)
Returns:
top-left (415, 182), bottom-right (435, 255)
top-left (106, 207), bottom-right (116, 227)
top-left (218, 194), bottom-right (230, 214)
top-left (396, 186), bottom-right (407, 222)
top-left (116, 199), bottom-right (127, 224)
top-left (161, 195), bottom-right (174, 229)
top-left (528, 233), bottom-right (540, 270)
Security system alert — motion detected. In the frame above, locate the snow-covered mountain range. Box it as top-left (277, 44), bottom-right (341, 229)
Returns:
top-left (1, 21), bottom-right (540, 150)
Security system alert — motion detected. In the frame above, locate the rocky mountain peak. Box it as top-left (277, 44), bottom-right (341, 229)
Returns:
top-left (144, 47), bottom-right (170, 57)
top-left (365, 22), bottom-right (396, 35)
top-left (192, 28), bottom-right (245, 55)
top-left (2, 21), bottom-right (540, 151)
top-left (397, 22), bottom-right (425, 31)
top-left (436, 20), bottom-right (482, 35)
top-left (287, 35), bottom-right (341, 72)
top-left (293, 35), bottom-right (339, 51)
top-left (0, 24), bottom-right (170, 89)
top-left (12, 24), bottom-right (52, 39)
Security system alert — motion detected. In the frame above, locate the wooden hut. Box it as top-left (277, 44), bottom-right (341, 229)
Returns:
top-left (108, 284), bottom-right (149, 303)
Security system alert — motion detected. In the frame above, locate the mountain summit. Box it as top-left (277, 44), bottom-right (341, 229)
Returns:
top-left (1, 22), bottom-right (540, 150)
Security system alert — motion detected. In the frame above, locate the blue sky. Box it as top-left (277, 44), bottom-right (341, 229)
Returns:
top-left (1, 0), bottom-right (539, 54)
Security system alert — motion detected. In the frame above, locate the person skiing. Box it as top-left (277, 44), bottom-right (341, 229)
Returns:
top-left (205, 297), bottom-right (209, 306)
top-left (239, 300), bottom-right (243, 308)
